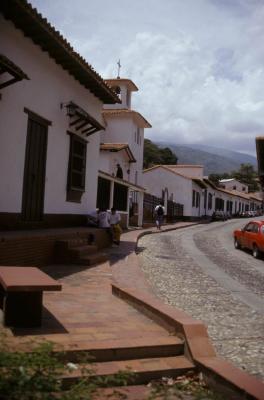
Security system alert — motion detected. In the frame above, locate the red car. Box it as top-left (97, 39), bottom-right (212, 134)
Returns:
top-left (233, 220), bottom-right (264, 258)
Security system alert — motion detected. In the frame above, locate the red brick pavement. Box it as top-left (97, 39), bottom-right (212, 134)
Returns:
top-left (3, 222), bottom-right (195, 350)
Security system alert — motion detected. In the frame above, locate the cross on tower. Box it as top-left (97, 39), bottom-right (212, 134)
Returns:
top-left (117, 59), bottom-right (121, 78)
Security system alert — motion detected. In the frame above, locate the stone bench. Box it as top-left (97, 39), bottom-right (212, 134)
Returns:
top-left (0, 266), bottom-right (62, 328)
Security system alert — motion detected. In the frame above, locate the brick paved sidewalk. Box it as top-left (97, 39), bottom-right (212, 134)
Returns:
top-left (2, 222), bottom-right (195, 350)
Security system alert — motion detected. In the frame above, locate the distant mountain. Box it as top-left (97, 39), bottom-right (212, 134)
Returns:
top-left (155, 143), bottom-right (257, 175)
top-left (184, 144), bottom-right (257, 167)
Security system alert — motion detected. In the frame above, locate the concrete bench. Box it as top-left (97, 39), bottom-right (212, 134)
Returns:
top-left (0, 266), bottom-right (62, 328)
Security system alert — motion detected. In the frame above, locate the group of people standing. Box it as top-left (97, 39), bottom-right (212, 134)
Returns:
top-left (97, 208), bottom-right (122, 246)
top-left (87, 200), bottom-right (165, 247)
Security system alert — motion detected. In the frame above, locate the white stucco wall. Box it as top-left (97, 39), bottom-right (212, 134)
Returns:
top-left (214, 189), bottom-right (250, 214)
top-left (0, 17), bottom-right (104, 215)
top-left (190, 183), bottom-right (204, 217)
top-left (99, 150), bottom-right (131, 182)
top-left (100, 117), bottom-right (144, 186)
top-left (142, 168), bottom-right (193, 217)
top-left (103, 83), bottom-right (131, 110)
top-left (220, 179), bottom-right (248, 193)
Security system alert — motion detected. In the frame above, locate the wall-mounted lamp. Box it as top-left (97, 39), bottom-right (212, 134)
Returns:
top-left (60, 101), bottom-right (76, 117)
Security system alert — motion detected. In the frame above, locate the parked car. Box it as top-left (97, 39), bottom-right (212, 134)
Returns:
top-left (211, 211), bottom-right (227, 221)
top-left (233, 220), bottom-right (264, 258)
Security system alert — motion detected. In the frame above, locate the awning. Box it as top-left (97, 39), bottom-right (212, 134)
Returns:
top-left (66, 101), bottom-right (104, 136)
top-left (0, 54), bottom-right (29, 89)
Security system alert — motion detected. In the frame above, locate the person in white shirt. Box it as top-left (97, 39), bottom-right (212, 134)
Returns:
top-left (97, 208), bottom-right (113, 244)
top-left (97, 209), bottom-right (110, 228)
top-left (154, 202), bottom-right (165, 230)
top-left (110, 208), bottom-right (122, 245)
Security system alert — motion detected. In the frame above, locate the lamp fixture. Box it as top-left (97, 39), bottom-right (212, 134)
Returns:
top-left (60, 101), bottom-right (76, 117)
top-left (60, 101), bottom-right (105, 136)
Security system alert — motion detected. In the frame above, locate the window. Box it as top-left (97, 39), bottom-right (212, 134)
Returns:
top-left (136, 127), bottom-right (140, 144)
top-left (97, 177), bottom-right (110, 210)
top-left (208, 193), bottom-right (213, 210)
top-left (116, 164), bottom-right (123, 179)
top-left (67, 133), bottom-right (86, 202)
top-left (245, 223), bottom-right (254, 232)
top-left (192, 190), bottom-right (195, 207)
top-left (113, 86), bottom-right (121, 99)
top-left (113, 183), bottom-right (128, 211)
top-left (215, 197), bottom-right (224, 211)
top-left (196, 192), bottom-right (200, 208)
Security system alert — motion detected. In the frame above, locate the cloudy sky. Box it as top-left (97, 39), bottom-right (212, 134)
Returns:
top-left (31, 0), bottom-right (264, 156)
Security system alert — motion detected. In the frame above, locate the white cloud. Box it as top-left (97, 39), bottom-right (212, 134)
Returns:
top-left (31, 0), bottom-right (264, 155)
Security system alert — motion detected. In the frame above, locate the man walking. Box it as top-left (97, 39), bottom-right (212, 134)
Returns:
top-left (154, 201), bottom-right (165, 230)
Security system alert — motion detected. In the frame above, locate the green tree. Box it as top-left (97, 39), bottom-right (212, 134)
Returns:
top-left (143, 139), bottom-right (178, 169)
top-left (160, 147), bottom-right (178, 165)
top-left (232, 163), bottom-right (258, 191)
top-left (208, 173), bottom-right (230, 186)
top-left (209, 164), bottom-right (259, 192)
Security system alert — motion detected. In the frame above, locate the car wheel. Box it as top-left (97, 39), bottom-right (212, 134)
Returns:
top-left (234, 238), bottom-right (241, 249)
top-left (252, 245), bottom-right (260, 259)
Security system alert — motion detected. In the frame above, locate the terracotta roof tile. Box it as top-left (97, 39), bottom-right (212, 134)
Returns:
top-left (105, 78), bottom-right (138, 91)
top-left (1, 0), bottom-right (119, 104)
top-left (165, 164), bottom-right (204, 168)
top-left (102, 109), bottom-right (151, 128)
top-left (100, 143), bottom-right (128, 151)
top-left (100, 143), bottom-right (136, 162)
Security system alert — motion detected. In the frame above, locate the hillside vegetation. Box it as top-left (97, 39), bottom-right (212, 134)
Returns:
top-left (155, 143), bottom-right (257, 175)
top-left (143, 139), bottom-right (259, 191)
top-left (143, 139), bottom-right (178, 169)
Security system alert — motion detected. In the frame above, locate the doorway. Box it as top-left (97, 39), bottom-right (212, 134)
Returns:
top-left (22, 113), bottom-right (49, 222)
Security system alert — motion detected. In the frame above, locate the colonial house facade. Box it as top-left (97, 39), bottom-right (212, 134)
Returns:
top-left (97, 78), bottom-right (151, 227)
top-left (143, 164), bottom-right (262, 219)
top-left (0, 0), bottom-right (119, 230)
top-left (142, 165), bottom-right (214, 218)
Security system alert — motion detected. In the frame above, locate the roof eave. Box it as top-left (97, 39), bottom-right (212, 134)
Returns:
top-left (0, 0), bottom-right (120, 104)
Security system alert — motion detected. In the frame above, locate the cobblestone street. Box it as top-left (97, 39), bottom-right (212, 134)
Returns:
top-left (138, 219), bottom-right (264, 381)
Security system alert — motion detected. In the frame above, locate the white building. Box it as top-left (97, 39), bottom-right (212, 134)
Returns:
top-left (98, 78), bottom-right (151, 227)
top-left (143, 164), bottom-right (262, 220)
top-left (0, 0), bottom-right (119, 229)
top-left (219, 178), bottom-right (248, 193)
top-left (142, 165), bottom-right (216, 218)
